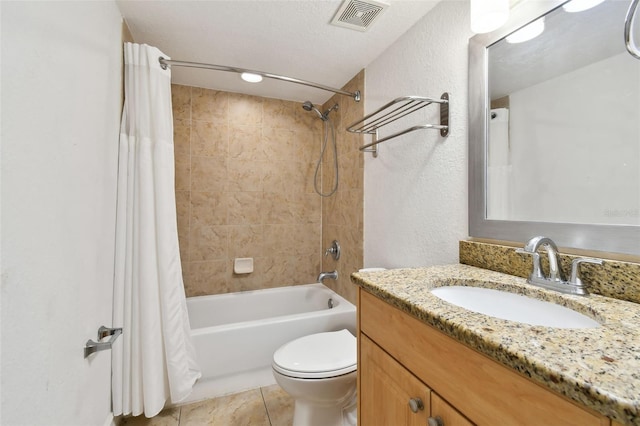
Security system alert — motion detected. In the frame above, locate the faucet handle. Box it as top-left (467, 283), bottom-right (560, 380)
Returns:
top-left (515, 248), bottom-right (543, 280)
top-left (324, 240), bottom-right (341, 260)
top-left (569, 257), bottom-right (603, 287)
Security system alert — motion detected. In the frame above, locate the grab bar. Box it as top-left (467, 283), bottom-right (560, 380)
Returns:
top-left (625, 0), bottom-right (640, 59)
top-left (84, 326), bottom-right (122, 358)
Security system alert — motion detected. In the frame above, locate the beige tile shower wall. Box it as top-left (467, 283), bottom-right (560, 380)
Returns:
top-left (172, 85), bottom-right (324, 296)
top-left (321, 71), bottom-right (365, 304)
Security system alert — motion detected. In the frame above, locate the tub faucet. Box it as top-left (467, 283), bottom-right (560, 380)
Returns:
top-left (317, 270), bottom-right (338, 283)
top-left (516, 236), bottom-right (603, 296)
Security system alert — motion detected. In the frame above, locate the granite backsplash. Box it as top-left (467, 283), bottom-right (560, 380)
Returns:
top-left (460, 240), bottom-right (640, 304)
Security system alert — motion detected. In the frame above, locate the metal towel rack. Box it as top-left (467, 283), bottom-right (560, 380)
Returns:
top-left (84, 326), bottom-right (122, 358)
top-left (346, 93), bottom-right (449, 157)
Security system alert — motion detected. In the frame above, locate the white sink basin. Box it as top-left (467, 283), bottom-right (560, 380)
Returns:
top-left (431, 286), bottom-right (600, 329)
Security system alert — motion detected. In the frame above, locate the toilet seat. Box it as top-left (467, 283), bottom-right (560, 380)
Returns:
top-left (273, 329), bottom-right (357, 379)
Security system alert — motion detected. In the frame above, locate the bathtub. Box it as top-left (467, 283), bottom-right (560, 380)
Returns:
top-left (181, 283), bottom-right (356, 404)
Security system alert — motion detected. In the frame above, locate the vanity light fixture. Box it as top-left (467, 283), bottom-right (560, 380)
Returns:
top-left (506, 17), bottom-right (545, 43)
top-left (562, 0), bottom-right (605, 13)
top-left (470, 0), bottom-right (510, 34)
top-left (240, 72), bottom-right (263, 83)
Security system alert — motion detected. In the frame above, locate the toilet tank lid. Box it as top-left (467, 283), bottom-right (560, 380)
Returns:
top-left (273, 329), bottom-right (356, 374)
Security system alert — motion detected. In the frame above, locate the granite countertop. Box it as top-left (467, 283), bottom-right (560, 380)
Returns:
top-left (351, 264), bottom-right (640, 426)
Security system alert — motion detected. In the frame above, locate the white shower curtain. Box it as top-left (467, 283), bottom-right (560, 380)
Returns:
top-left (487, 107), bottom-right (512, 220)
top-left (112, 43), bottom-right (200, 418)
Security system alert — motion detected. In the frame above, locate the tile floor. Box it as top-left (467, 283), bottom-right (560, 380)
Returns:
top-left (120, 385), bottom-right (294, 426)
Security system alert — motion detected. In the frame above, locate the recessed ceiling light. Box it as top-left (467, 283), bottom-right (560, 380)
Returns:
top-left (562, 0), bottom-right (605, 13)
top-left (241, 72), bottom-right (263, 83)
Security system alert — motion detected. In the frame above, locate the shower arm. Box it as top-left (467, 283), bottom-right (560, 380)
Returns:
top-left (158, 57), bottom-right (361, 102)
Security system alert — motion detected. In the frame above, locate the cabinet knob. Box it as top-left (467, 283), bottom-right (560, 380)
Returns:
top-left (408, 397), bottom-right (424, 413)
top-left (428, 416), bottom-right (444, 426)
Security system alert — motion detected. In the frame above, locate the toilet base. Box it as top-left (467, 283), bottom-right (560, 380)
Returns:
top-left (292, 391), bottom-right (357, 426)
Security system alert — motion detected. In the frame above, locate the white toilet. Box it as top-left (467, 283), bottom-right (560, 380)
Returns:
top-left (272, 329), bottom-right (357, 426)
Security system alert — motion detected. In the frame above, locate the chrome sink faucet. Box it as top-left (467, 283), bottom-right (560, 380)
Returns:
top-left (516, 236), bottom-right (603, 296)
top-left (517, 236), bottom-right (563, 283)
top-left (317, 270), bottom-right (338, 283)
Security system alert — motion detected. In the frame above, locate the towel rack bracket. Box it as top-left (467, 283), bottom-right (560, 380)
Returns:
top-left (440, 92), bottom-right (449, 137)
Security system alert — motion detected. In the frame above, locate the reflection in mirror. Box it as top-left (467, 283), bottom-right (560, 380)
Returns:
top-left (469, 0), bottom-right (640, 255)
top-left (487, 0), bottom-right (640, 226)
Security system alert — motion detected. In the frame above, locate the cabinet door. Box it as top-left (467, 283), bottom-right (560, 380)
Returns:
top-left (431, 392), bottom-right (474, 426)
top-left (360, 334), bottom-right (430, 426)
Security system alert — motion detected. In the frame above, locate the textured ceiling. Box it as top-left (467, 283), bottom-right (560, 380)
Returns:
top-left (116, 0), bottom-right (441, 104)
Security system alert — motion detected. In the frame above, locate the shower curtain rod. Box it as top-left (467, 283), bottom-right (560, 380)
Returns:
top-left (158, 57), bottom-right (361, 102)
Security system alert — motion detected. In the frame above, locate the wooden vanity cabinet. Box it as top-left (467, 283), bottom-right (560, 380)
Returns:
top-left (360, 333), bottom-right (473, 425)
top-left (357, 288), bottom-right (611, 426)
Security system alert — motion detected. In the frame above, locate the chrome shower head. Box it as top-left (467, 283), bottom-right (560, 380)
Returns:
top-left (302, 101), bottom-right (327, 121)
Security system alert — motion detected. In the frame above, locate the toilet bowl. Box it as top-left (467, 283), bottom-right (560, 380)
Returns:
top-left (272, 329), bottom-right (357, 426)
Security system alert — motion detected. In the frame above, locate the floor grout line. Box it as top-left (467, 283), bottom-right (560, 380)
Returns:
top-left (259, 387), bottom-right (274, 426)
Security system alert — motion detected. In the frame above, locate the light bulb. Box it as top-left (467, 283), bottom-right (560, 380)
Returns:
top-left (470, 0), bottom-right (510, 34)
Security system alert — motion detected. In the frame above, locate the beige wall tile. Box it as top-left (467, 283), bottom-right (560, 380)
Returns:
top-left (191, 120), bottom-right (228, 157)
top-left (262, 191), bottom-right (294, 224)
top-left (263, 223), bottom-right (320, 257)
top-left (229, 225), bottom-right (264, 258)
top-left (174, 156), bottom-right (190, 192)
top-left (190, 156), bottom-right (227, 192)
top-left (262, 127), bottom-right (296, 161)
top-left (229, 93), bottom-right (263, 127)
top-left (263, 98), bottom-right (296, 129)
top-left (263, 161), bottom-right (316, 195)
top-left (262, 254), bottom-right (319, 287)
top-left (173, 118), bottom-right (190, 158)
top-left (228, 159), bottom-right (264, 192)
top-left (191, 191), bottom-right (227, 227)
top-left (189, 225), bottom-right (228, 261)
top-left (320, 70), bottom-right (364, 305)
top-left (292, 129), bottom-right (321, 164)
top-left (175, 190), bottom-right (190, 236)
top-left (171, 77), bottom-right (363, 298)
top-left (186, 260), bottom-right (229, 296)
top-left (171, 84), bottom-right (191, 121)
top-left (191, 88), bottom-right (227, 123)
top-left (229, 125), bottom-right (263, 160)
top-left (227, 192), bottom-right (263, 225)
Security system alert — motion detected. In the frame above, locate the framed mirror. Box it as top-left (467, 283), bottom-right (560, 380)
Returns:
top-left (469, 0), bottom-right (640, 256)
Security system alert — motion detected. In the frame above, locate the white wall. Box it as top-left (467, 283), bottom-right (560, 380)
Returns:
top-left (1, 2), bottom-right (123, 425)
top-left (364, 1), bottom-right (472, 268)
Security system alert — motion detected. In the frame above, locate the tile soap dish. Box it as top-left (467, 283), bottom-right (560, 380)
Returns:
top-left (234, 257), bottom-right (254, 274)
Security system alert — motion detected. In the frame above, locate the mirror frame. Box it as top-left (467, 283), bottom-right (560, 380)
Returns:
top-left (469, 0), bottom-right (640, 256)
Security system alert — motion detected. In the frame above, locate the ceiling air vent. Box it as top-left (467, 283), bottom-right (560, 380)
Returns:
top-left (330, 0), bottom-right (389, 32)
